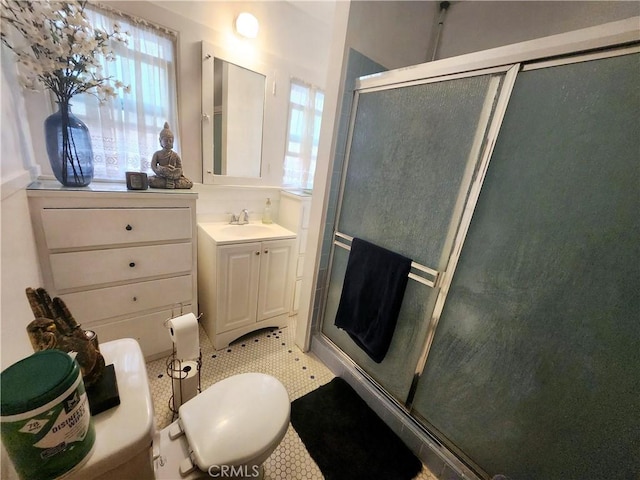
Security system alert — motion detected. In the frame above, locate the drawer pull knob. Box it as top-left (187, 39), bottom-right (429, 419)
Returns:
top-left (264, 250), bottom-right (269, 254)
top-left (129, 262), bottom-right (136, 268)
top-left (125, 224), bottom-right (133, 231)
top-left (255, 251), bottom-right (260, 256)
top-left (132, 296), bottom-right (137, 302)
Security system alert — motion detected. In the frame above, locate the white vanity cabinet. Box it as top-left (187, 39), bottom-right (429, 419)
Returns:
top-left (197, 223), bottom-right (296, 350)
top-left (27, 182), bottom-right (198, 360)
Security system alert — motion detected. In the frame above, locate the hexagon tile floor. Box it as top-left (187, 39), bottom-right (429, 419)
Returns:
top-left (145, 318), bottom-right (437, 480)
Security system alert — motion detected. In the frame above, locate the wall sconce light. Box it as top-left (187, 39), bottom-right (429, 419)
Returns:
top-left (234, 12), bottom-right (259, 39)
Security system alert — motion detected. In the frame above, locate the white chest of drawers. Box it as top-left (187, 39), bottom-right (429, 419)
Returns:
top-left (27, 182), bottom-right (198, 360)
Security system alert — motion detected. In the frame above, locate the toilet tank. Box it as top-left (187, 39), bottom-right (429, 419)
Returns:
top-left (69, 338), bottom-right (155, 480)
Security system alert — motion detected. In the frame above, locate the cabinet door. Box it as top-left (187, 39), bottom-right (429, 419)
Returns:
top-left (217, 242), bottom-right (261, 333)
top-left (257, 239), bottom-right (295, 321)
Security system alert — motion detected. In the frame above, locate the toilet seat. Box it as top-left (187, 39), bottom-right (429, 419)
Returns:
top-left (179, 372), bottom-right (290, 472)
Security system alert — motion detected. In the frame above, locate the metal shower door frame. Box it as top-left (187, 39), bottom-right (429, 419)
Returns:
top-left (321, 62), bottom-right (519, 405)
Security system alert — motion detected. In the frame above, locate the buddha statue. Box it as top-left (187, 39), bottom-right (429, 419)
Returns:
top-left (149, 122), bottom-right (193, 189)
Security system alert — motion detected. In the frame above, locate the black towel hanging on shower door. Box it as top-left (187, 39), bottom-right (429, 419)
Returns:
top-left (334, 237), bottom-right (412, 363)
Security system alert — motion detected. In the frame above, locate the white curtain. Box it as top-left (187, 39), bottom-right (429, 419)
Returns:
top-left (283, 78), bottom-right (324, 190)
top-left (72, 5), bottom-right (179, 181)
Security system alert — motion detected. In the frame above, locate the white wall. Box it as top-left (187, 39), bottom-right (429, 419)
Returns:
top-left (437, 1), bottom-right (640, 60)
top-left (295, 0), bottom-right (351, 349)
top-left (0, 45), bottom-right (43, 370)
top-left (339, 1), bottom-right (640, 75)
top-left (346, 1), bottom-right (437, 69)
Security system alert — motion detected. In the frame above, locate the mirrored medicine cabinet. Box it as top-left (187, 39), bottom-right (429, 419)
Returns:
top-left (201, 41), bottom-right (267, 185)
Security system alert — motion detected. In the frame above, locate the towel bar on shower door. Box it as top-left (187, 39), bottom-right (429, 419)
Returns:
top-left (333, 231), bottom-right (441, 288)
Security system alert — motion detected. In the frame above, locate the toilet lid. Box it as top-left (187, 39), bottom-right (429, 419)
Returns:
top-left (179, 372), bottom-right (290, 471)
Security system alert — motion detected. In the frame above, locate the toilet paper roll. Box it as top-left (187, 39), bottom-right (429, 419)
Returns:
top-left (168, 313), bottom-right (199, 361)
top-left (170, 360), bottom-right (199, 410)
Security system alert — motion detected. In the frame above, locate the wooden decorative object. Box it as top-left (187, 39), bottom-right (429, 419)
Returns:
top-left (25, 287), bottom-right (105, 388)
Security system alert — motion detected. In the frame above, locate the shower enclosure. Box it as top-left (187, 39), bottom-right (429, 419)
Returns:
top-left (316, 19), bottom-right (639, 480)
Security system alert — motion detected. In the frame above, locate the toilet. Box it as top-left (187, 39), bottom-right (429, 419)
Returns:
top-left (53, 338), bottom-right (290, 480)
top-left (154, 372), bottom-right (290, 479)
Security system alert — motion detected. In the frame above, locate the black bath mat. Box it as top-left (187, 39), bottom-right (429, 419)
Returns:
top-left (290, 377), bottom-right (422, 480)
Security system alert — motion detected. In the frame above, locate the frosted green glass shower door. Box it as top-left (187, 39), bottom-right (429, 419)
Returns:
top-left (411, 51), bottom-right (640, 479)
top-left (322, 69), bottom-right (511, 402)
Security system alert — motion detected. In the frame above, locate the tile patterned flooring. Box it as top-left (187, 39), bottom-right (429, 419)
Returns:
top-left (145, 318), bottom-right (437, 480)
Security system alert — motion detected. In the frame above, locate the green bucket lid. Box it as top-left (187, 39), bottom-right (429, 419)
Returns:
top-left (1, 350), bottom-right (79, 416)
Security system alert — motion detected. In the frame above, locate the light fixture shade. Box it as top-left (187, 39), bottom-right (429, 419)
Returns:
top-left (235, 12), bottom-right (259, 39)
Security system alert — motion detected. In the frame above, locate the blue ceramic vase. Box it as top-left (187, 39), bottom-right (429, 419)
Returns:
top-left (44, 102), bottom-right (94, 187)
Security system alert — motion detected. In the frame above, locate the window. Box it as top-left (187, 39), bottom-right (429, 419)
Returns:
top-left (283, 78), bottom-right (324, 190)
top-left (72, 5), bottom-right (178, 181)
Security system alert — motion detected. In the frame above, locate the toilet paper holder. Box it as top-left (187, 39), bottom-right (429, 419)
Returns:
top-left (165, 305), bottom-right (203, 417)
top-left (162, 303), bottom-right (203, 330)
top-left (166, 355), bottom-right (201, 417)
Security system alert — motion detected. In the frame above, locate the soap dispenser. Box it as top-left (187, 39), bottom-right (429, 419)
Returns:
top-left (262, 198), bottom-right (273, 224)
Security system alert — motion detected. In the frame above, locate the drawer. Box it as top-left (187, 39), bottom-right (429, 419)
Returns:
top-left (90, 307), bottom-right (192, 360)
top-left (50, 242), bottom-right (193, 291)
top-left (60, 275), bottom-right (193, 324)
top-left (41, 208), bottom-right (192, 249)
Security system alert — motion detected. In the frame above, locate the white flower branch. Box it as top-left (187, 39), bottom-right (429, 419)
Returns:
top-left (1, 0), bottom-right (130, 104)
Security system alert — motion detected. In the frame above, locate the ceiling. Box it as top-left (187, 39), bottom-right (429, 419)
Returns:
top-left (287, 0), bottom-right (337, 26)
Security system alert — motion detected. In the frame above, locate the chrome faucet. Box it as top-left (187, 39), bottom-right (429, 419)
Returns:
top-left (230, 209), bottom-right (249, 225)
top-left (238, 209), bottom-right (249, 225)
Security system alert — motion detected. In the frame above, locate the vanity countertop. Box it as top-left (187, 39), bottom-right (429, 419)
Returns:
top-left (198, 221), bottom-right (296, 245)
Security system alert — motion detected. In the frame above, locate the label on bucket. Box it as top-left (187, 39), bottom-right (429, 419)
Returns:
top-left (1, 374), bottom-right (95, 480)
top-left (33, 390), bottom-right (90, 449)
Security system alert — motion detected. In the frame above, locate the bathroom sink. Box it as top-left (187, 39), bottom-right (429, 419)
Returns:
top-left (221, 224), bottom-right (274, 237)
top-left (198, 222), bottom-right (296, 245)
